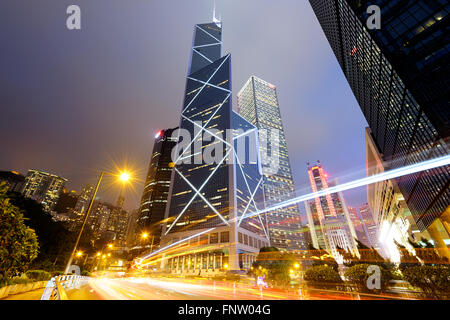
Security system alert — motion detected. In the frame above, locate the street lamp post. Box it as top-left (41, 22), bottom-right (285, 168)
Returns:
top-left (64, 171), bottom-right (104, 275)
top-left (64, 170), bottom-right (130, 274)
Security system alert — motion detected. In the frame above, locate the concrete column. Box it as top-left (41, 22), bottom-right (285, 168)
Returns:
top-left (228, 246), bottom-right (239, 270)
top-left (427, 219), bottom-right (450, 261)
top-left (213, 254), bottom-right (216, 270)
top-left (440, 206), bottom-right (450, 236)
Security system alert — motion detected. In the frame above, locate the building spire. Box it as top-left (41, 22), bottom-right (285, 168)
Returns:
top-left (213, 1), bottom-right (221, 26)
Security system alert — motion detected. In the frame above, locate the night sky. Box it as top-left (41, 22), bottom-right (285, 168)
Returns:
top-left (0, 0), bottom-right (369, 219)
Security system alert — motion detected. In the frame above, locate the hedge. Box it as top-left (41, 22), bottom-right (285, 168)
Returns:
top-left (402, 265), bottom-right (450, 299)
top-left (305, 265), bottom-right (343, 283)
top-left (25, 270), bottom-right (52, 281)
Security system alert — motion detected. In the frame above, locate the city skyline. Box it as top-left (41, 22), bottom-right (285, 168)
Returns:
top-left (1, 0), bottom-right (449, 304)
top-left (0, 1), bottom-right (369, 214)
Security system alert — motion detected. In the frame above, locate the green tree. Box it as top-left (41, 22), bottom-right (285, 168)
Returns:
top-left (250, 247), bottom-right (294, 286)
top-left (402, 265), bottom-right (450, 299)
top-left (0, 183), bottom-right (39, 280)
top-left (7, 191), bottom-right (95, 270)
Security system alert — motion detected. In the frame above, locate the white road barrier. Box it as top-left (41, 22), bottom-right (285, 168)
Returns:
top-left (41, 275), bottom-right (90, 300)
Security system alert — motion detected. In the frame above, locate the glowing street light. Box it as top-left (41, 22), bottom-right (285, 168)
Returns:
top-left (141, 232), bottom-right (149, 239)
top-left (108, 244), bottom-right (113, 249)
top-left (64, 168), bottom-right (133, 274)
top-left (224, 263), bottom-right (229, 270)
top-left (96, 252), bottom-right (101, 257)
top-left (120, 172), bottom-right (130, 182)
top-left (294, 263), bottom-right (300, 269)
top-left (76, 251), bottom-right (83, 257)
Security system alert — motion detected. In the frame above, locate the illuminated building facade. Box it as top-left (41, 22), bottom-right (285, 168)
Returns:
top-left (237, 76), bottom-right (306, 251)
top-left (348, 204), bottom-right (379, 249)
top-left (309, 0), bottom-right (449, 233)
top-left (136, 127), bottom-right (178, 249)
top-left (304, 162), bottom-right (359, 257)
top-left (74, 184), bottom-right (94, 216)
top-left (365, 127), bottom-right (449, 261)
top-left (21, 169), bottom-right (67, 212)
top-left (159, 17), bottom-right (269, 274)
top-left (358, 203), bottom-right (379, 249)
top-left (86, 198), bottom-right (129, 244)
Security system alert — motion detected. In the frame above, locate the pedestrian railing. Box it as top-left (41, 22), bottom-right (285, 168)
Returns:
top-left (41, 275), bottom-right (90, 300)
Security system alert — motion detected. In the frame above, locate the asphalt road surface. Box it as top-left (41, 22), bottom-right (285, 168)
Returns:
top-left (65, 277), bottom-right (393, 300)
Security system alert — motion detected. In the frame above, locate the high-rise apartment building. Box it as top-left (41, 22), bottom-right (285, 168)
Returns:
top-left (21, 169), bottom-right (67, 212)
top-left (86, 198), bottom-right (128, 244)
top-left (237, 76), bottom-right (306, 251)
top-left (0, 171), bottom-right (25, 192)
top-left (304, 162), bottom-right (359, 257)
top-left (74, 184), bottom-right (94, 216)
top-left (309, 0), bottom-right (449, 234)
top-left (158, 16), bottom-right (270, 274)
top-left (136, 128), bottom-right (178, 249)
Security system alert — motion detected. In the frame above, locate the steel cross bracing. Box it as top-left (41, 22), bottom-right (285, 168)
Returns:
top-left (167, 53), bottom-right (268, 237)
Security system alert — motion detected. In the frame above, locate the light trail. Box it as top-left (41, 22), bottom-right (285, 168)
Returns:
top-left (136, 228), bottom-right (215, 264)
top-left (136, 154), bottom-right (449, 264)
top-left (243, 153), bottom-right (450, 220)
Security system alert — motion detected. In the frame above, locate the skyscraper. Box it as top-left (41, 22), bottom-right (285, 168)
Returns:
top-left (304, 162), bottom-right (359, 257)
top-left (21, 169), bottom-right (67, 212)
top-left (136, 127), bottom-right (178, 249)
top-left (237, 76), bottom-right (306, 251)
top-left (309, 0), bottom-right (449, 234)
top-left (159, 16), bottom-right (270, 274)
top-left (365, 126), bottom-right (447, 261)
top-left (358, 203), bottom-right (379, 249)
top-left (348, 204), bottom-right (379, 249)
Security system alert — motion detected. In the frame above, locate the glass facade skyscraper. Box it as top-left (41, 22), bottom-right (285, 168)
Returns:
top-left (237, 76), bottom-right (306, 251)
top-left (309, 0), bottom-right (449, 231)
top-left (159, 18), bottom-right (270, 273)
top-left (136, 127), bottom-right (178, 248)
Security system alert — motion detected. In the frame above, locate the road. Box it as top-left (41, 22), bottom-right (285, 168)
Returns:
top-left (65, 277), bottom-right (395, 300)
